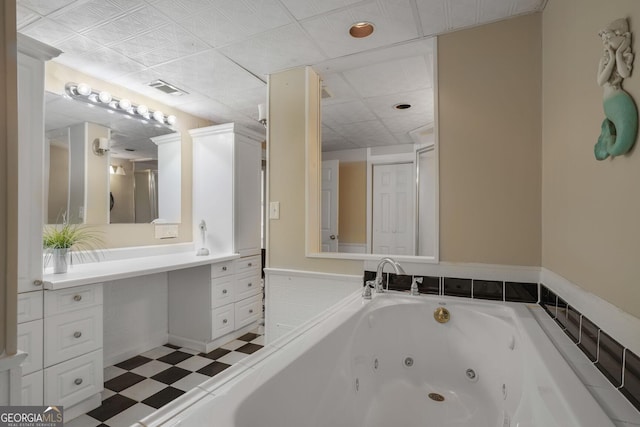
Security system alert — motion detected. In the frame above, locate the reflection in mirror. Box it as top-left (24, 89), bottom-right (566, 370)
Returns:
top-left (318, 38), bottom-right (437, 259)
top-left (44, 91), bottom-right (180, 224)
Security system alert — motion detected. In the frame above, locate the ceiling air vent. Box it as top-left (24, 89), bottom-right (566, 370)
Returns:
top-left (147, 79), bottom-right (189, 96)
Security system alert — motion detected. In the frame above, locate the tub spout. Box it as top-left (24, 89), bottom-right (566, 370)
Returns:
top-left (374, 257), bottom-right (405, 293)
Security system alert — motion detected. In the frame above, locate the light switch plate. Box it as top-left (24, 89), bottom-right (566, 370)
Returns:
top-left (269, 201), bottom-right (280, 220)
top-left (155, 224), bottom-right (179, 239)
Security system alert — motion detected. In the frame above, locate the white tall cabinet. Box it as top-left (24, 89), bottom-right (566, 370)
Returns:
top-left (169, 124), bottom-right (263, 352)
top-left (189, 123), bottom-right (263, 257)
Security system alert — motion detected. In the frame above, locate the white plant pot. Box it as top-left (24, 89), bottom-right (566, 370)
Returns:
top-left (52, 248), bottom-right (70, 274)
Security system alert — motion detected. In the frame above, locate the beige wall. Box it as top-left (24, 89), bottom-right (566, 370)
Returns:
top-left (85, 122), bottom-right (109, 224)
top-left (47, 144), bottom-right (68, 222)
top-left (542, 0), bottom-right (640, 318)
top-left (438, 14), bottom-right (542, 266)
top-left (338, 161), bottom-right (366, 244)
top-left (45, 62), bottom-right (212, 248)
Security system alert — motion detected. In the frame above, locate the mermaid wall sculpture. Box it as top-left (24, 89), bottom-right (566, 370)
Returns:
top-left (595, 18), bottom-right (638, 160)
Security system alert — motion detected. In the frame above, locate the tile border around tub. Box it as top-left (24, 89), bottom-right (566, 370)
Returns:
top-left (363, 271), bottom-right (538, 303)
top-left (362, 270), bottom-right (640, 412)
top-left (539, 283), bottom-right (640, 412)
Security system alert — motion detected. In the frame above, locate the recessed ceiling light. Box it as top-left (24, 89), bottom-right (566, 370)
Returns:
top-left (349, 22), bottom-right (374, 38)
top-left (394, 103), bottom-right (412, 110)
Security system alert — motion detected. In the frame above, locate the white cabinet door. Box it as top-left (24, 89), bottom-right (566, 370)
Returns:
top-left (21, 370), bottom-right (43, 406)
top-left (17, 52), bottom-right (46, 293)
top-left (234, 135), bottom-right (262, 257)
top-left (44, 349), bottom-right (103, 408)
top-left (17, 319), bottom-right (43, 375)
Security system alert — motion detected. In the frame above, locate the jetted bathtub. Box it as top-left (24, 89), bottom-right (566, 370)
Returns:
top-left (146, 291), bottom-right (614, 427)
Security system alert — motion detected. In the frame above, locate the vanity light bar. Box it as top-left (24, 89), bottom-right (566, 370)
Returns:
top-left (64, 82), bottom-right (177, 129)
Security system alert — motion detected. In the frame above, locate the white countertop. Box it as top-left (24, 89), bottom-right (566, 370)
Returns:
top-left (43, 252), bottom-right (240, 290)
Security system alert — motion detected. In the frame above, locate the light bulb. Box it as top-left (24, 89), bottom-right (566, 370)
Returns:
top-left (76, 83), bottom-right (91, 96)
top-left (119, 98), bottom-right (131, 110)
top-left (137, 104), bottom-right (148, 115)
top-left (166, 115), bottom-right (177, 125)
top-left (153, 110), bottom-right (164, 122)
top-left (98, 91), bottom-right (112, 103)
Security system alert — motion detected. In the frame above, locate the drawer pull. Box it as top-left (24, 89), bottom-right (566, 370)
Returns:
top-left (74, 378), bottom-right (83, 386)
top-left (248, 262), bottom-right (253, 267)
top-left (33, 279), bottom-right (43, 287)
top-left (73, 331), bottom-right (82, 339)
top-left (222, 266), bottom-right (227, 271)
top-left (249, 309), bottom-right (254, 314)
top-left (247, 283), bottom-right (252, 287)
top-left (223, 319), bottom-right (228, 324)
top-left (73, 295), bottom-right (82, 302)
top-left (222, 289), bottom-right (228, 294)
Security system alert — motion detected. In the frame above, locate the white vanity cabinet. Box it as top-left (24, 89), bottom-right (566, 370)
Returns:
top-left (42, 284), bottom-right (104, 415)
top-left (168, 256), bottom-right (262, 353)
top-left (189, 123), bottom-right (263, 258)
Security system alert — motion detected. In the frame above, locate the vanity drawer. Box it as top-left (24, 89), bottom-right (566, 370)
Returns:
top-left (18, 291), bottom-right (43, 323)
top-left (44, 306), bottom-right (103, 367)
top-left (211, 304), bottom-right (235, 340)
top-left (211, 276), bottom-right (235, 309)
top-left (211, 260), bottom-right (235, 279)
top-left (235, 255), bottom-right (260, 275)
top-left (234, 272), bottom-right (261, 301)
top-left (235, 294), bottom-right (262, 329)
top-left (18, 319), bottom-right (43, 375)
top-left (45, 284), bottom-right (103, 316)
top-left (21, 370), bottom-right (43, 406)
top-left (44, 349), bottom-right (103, 408)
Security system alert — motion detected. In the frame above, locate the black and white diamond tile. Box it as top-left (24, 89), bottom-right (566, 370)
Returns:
top-left (65, 329), bottom-right (264, 427)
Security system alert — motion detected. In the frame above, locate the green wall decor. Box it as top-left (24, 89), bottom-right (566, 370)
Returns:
top-left (595, 18), bottom-right (638, 160)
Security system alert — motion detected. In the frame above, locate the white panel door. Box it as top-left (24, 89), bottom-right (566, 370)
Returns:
top-left (321, 160), bottom-right (339, 252)
top-left (372, 163), bottom-right (414, 254)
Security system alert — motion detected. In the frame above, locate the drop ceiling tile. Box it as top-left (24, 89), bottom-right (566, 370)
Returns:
top-left (50, 0), bottom-right (136, 33)
top-left (319, 73), bottom-right (358, 104)
top-left (55, 34), bottom-right (105, 56)
top-left (53, 45), bottom-right (147, 83)
top-left (391, 132), bottom-right (414, 144)
top-left (83, 5), bottom-right (171, 46)
top-left (214, 86), bottom-right (267, 119)
top-left (342, 55), bottom-right (431, 98)
top-left (478, 0), bottom-right (513, 22)
top-left (151, 0), bottom-right (214, 22)
top-left (110, 23), bottom-right (208, 61)
top-left (513, 0), bottom-right (546, 14)
top-left (323, 100), bottom-right (376, 127)
top-left (16, 5), bottom-right (41, 30)
top-left (279, 0), bottom-right (362, 20)
top-left (17, 0), bottom-right (77, 16)
top-left (21, 18), bottom-right (75, 45)
top-left (301, 0), bottom-right (419, 59)
top-left (415, 0), bottom-right (448, 36)
top-left (381, 113), bottom-right (430, 134)
top-left (139, 50), bottom-right (265, 101)
top-left (181, 0), bottom-right (291, 49)
top-left (333, 119), bottom-right (394, 143)
top-left (364, 88), bottom-right (433, 119)
top-left (447, 0), bottom-right (479, 30)
top-left (219, 24), bottom-right (326, 75)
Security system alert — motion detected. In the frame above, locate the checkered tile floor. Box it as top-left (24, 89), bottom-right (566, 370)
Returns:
top-left (65, 330), bottom-right (264, 427)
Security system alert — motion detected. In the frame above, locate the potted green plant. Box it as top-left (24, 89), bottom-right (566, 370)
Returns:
top-left (43, 222), bottom-right (103, 274)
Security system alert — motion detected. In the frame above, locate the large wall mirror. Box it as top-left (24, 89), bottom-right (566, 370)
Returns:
top-left (312, 37), bottom-right (438, 260)
top-left (44, 91), bottom-right (181, 225)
